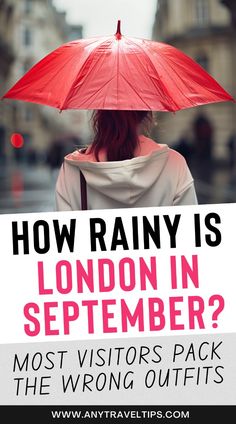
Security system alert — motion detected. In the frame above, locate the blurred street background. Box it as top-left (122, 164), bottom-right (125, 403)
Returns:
top-left (0, 0), bottom-right (236, 214)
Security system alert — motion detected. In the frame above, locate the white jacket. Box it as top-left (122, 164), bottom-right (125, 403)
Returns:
top-left (55, 136), bottom-right (198, 211)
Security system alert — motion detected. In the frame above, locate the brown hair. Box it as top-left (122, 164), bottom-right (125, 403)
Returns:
top-left (90, 110), bottom-right (153, 161)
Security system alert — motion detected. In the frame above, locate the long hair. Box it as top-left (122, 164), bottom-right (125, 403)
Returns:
top-left (90, 110), bottom-right (153, 161)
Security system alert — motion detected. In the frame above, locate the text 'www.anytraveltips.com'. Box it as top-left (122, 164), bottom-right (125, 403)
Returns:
top-left (50, 409), bottom-right (190, 420)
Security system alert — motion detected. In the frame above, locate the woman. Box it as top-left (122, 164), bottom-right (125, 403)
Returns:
top-left (55, 110), bottom-right (198, 211)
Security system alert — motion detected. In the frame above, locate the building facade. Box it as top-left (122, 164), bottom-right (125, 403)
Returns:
top-left (152, 0), bottom-right (236, 162)
top-left (0, 0), bottom-right (15, 163)
top-left (1, 0), bottom-right (89, 164)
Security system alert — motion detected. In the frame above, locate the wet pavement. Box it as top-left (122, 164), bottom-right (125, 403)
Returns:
top-left (0, 163), bottom-right (59, 214)
top-left (0, 161), bottom-right (235, 215)
top-left (191, 161), bottom-right (236, 205)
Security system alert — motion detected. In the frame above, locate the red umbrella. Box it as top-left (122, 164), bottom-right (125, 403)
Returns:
top-left (2, 21), bottom-right (235, 111)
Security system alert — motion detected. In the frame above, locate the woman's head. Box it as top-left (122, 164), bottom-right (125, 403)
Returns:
top-left (90, 110), bottom-right (153, 161)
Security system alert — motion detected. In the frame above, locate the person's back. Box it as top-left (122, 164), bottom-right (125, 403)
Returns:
top-left (55, 110), bottom-right (198, 211)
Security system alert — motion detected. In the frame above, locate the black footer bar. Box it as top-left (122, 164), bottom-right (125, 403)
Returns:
top-left (0, 405), bottom-right (235, 423)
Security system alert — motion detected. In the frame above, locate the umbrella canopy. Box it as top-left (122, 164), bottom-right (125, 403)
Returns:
top-left (2, 21), bottom-right (235, 111)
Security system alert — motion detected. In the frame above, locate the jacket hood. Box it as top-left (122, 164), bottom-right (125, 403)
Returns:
top-left (64, 136), bottom-right (170, 205)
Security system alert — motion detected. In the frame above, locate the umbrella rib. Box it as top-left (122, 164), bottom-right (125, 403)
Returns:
top-left (40, 60), bottom-right (76, 99)
top-left (119, 73), bottom-right (152, 109)
top-left (59, 38), bottom-right (112, 110)
top-left (144, 41), bottom-right (225, 106)
top-left (134, 39), bottom-right (203, 108)
top-left (116, 35), bottom-right (120, 109)
top-left (118, 38), bottom-right (152, 109)
top-left (157, 53), bottom-right (201, 105)
top-left (127, 38), bottom-right (180, 109)
top-left (158, 53), bottom-right (217, 105)
top-left (61, 37), bottom-right (120, 110)
top-left (74, 76), bottom-right (117, 109)
top-left (154, 60), bottom-right (197, 107)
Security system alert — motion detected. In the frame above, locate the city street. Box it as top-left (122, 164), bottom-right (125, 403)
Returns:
top-left (191, 162), bottom-right (236, 205)
top-left (0, 163), bottom-right (58, 214)
top-left (0, 161), bottom-right (235, 215)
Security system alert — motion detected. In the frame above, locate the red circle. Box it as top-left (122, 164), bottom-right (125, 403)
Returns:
top-left (11, 133), bottom-right (24, 148)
